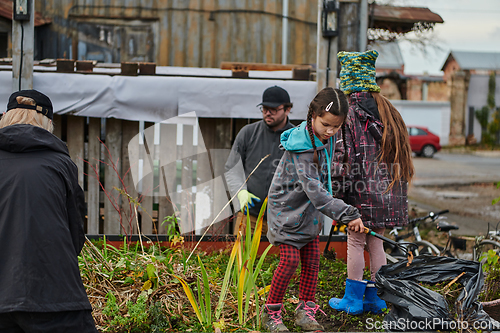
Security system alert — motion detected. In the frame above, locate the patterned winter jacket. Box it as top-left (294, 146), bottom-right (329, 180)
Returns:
top-left (332, 92), bottom-right (409, 229)
top-left (267, 122), bottom-right (361, 249)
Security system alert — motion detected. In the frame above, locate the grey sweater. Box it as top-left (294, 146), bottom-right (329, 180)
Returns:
top-left (224, 119), bottom-right (294, 217)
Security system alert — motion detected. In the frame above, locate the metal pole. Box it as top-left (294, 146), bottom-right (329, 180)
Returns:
top-left (12, 0), bottom-right (35, 92)
top-left (282, 0), bottom-right (289, 65)
top-left (359, 0), bottom-right (368, 51)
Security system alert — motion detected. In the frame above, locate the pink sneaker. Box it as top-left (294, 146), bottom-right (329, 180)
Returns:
top-left (261, 303), bottom-right (289, 332)
top-left (294, 300), bottom-right (325, 332)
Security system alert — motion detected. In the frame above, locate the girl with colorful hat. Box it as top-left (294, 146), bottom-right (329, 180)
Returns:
top-left (328, 50), bottom-right (414, 315)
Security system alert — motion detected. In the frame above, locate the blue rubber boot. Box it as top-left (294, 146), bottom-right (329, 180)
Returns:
top-left (363, 280), bottom-right (386, 314)
top-left (329, 279), bottom-right (367, 315)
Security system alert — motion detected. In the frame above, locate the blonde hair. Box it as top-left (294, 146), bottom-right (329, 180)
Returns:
top-left (0, 96), bottom-right (53, 133)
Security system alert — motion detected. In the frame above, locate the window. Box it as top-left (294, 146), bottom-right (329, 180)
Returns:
top-left (408, 127), bottom-right (427, 136)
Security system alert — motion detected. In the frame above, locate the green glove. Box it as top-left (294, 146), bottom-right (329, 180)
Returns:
top-left (237, 190), bottom-right (261, 213)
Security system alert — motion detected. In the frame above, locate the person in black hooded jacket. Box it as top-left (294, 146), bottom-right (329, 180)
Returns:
top-left (0, 90), bottom-right (97, 332)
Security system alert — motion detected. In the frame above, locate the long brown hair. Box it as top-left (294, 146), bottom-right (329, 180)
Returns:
top-left (305, 87), bottom-right (349, 165)
top-left (372, 92), bottom-right (414, 189)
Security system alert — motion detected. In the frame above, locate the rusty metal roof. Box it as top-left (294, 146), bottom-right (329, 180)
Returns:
top-left (370, 4), bottom-right (443, 33)
top-left (0, 0), bottom-right (52, 26)
top-left (442, 51), bottom-right (500, 71)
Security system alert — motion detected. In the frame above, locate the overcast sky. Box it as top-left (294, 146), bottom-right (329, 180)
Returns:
top-left (377, 0), bottom-right (500, 75)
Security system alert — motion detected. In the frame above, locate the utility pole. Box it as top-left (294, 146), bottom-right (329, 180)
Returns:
top-left (359, 0), bottom-right (368, 51)
top-left (12, 0), bottom-right (35, 92)
top-left (316, 0), bottom-right (338, 91)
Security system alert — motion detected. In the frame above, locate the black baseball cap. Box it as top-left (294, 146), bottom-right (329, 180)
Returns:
top-left (257, 85), bottom-right (290, 108)
top-left (6, 89), bottom-right (53, 120)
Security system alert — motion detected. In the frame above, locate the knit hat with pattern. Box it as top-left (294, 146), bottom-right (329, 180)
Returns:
top-left (337, 50), bottom-right (381, 94)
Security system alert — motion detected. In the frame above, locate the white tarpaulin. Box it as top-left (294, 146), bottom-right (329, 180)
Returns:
top-left (0, 69), bottom-right (317, 122)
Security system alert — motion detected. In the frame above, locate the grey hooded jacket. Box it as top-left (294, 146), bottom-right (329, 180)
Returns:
top-left (267, 122), bottom-right (360, 249)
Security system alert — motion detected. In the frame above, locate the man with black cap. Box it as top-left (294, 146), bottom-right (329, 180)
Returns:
top-left (0, 90), bottom-right (97, 332)
top-left (225, 85), bottom-right (294, 233)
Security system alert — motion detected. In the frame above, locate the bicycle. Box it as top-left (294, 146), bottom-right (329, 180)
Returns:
top-left (431, 220), bottom-right (474, 259)
top-left (472, 221), bottom-right (500, 262)
top-left (384, 210), bottom-right (449, 261)
top-left (410, 220), bottom-right (500, 262)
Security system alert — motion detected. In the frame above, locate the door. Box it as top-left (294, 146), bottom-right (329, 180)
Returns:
top-left (408, 127), bottom-right (427, 152)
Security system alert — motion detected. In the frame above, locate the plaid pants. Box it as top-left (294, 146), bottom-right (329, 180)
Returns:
top-left (267, 236), bottom-right (320, 304)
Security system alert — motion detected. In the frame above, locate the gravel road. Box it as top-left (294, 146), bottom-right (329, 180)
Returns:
top-left (409, 151), bottom-right (500, 236)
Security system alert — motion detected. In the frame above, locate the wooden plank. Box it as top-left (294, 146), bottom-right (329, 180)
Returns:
top-left (139, 123), bottom-right (155, 234)
top-left (162, 0), bottom-right (174, 66)
top-left (186, 0), bottom-right (202, 67)
top-left (216, 0), bottom-right (231, 65)
top-left (232, 0), bottom-right (248, 62)
top-left (172, 0), bottom-right (189, 66)
top-left (195, 119), bottom-right (215, 234)
top-left (66, 116), bottom-right (85, 187)
top-left (220, 61), bottom-right (311, 71)
top-left (87, 117), bottom-right (101, 235)
top-left (104, 118), bottom-right (122, 234)
top-left (199, 118), bottom-right (233, 234)
top-left (121, 120), bottom-right (140, 235)
top-left (158, 123), bottom-right (177, 234)
top-left (215, 119), bottom-right (233, 234)
top-left (289, 0), bottom-right (314, 65)
top-left (180, 124), bottom-right (195, 234)
top-left (201, 0), bottom-right (216, 68)
top-left (263, 0), bottom-right (280, 64)
top-left (248, 0), bottom-right (264, 62)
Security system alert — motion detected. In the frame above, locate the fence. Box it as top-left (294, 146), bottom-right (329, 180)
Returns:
top-left (57, 114), bottom-right (257, 237)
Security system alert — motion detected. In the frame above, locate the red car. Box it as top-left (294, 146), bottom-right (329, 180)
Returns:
top-left (407, 125), bottom-right (441, 158)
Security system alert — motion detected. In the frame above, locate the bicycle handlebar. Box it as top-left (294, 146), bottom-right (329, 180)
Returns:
top-left (409, 209), bottom-right (450, 224)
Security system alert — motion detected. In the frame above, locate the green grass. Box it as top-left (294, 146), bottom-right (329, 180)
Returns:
top-left (80, 239), bottom-right (387, 332)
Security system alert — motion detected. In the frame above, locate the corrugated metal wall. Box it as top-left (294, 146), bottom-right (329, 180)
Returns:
top-left (36, 0), bottom-right (318, 67)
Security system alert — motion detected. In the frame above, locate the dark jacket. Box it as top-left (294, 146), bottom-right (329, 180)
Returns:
top-left (267, 122), bottom-right (360, 249)
top-left (224, 119), bottom-right (294, 217)
top-left (0, 124), bottom-right (91, 313)
top-left (332, 92), bottom-right (409, 228)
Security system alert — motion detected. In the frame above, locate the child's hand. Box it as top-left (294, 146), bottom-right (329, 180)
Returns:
top-left (347, 218), bottom-right (364, 233)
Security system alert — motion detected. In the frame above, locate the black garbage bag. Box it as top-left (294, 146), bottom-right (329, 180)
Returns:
top-left (375, 256), bottom-right (500, 332)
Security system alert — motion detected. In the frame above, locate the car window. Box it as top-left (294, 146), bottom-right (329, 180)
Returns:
top-left (415, 128), bottom-right (427, 135)
top-left (408, 127), bottom-right (427, 136)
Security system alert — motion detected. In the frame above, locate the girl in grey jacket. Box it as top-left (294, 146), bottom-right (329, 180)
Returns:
top-left (261, 88), bottom-right (363, 332)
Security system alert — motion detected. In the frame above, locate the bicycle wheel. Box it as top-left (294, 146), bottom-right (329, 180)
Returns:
top-left (473, 239), bottom-right (500, 262)
top-left (414, 240), bottom-right (441, 257)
